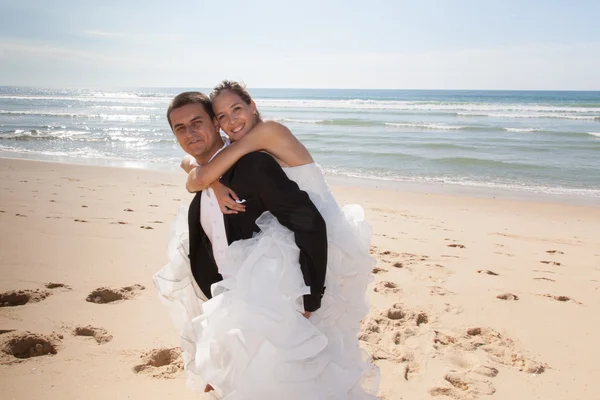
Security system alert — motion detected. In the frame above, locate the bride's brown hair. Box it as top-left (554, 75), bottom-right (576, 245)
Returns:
top-left (210, 80), bottom-right (261, 121)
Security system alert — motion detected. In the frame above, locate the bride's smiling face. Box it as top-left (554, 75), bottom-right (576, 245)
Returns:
top-left (212, 90), bottom-right (258, 141)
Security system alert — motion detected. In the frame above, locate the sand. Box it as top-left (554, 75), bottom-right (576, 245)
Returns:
top-left (1, 158), bottom-right (599, 400)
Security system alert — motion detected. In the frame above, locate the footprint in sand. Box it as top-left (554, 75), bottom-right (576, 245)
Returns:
top-left (124, 208), bottom-right (134, 212)
top-left (540, 260), bottom-right (561, 266)
top-left (371, 267), bottom-right (387, 274)
top-left (74, 219), bottom-right (88, 223)
top-left (373, 281), bottom-right (400, 294)
top-left (132, 347), bottom-right (183, 378)
top-left (361, 305), bottom-right (427, 343)
top-left (541, 294), bottom-right (581, 304)
top-left (447, 244), bottom-right (466, 249)
top-left (429, 286), bottom-right (455, 296)
top-left (45, 282), bottom-right (72, 290)
top-left (546, 250), bottom-right (564, 255)
top-left (496, 293), bottom-right (519, 301)
top-left (429, 371), bottom-right (496, 399)
top-left (86, 284), bottom-right (145, 304)
top-left (140, 225), bottom-right (154, 230)
top-left (379, 252), bottom-right (429, 269)
top-left (444, 303), bottom-right (464, 314)
top-left (359, 304), bottom-right (427, 376)
top-left (477, 270), bottom-right (499, 276)
top-left (73, 326), bottom-right (113, 344)
top-left (0, 289), bottom-right (51, 307)
top-left (494, 251), bottom-right (515, 257)
top-left (433, 327), bottom-right (545, 374)
top-left (0, 331), bottom-right (61, 363)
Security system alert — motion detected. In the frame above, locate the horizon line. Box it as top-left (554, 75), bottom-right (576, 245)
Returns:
top-left (1, 85), bottom-right (600, 93)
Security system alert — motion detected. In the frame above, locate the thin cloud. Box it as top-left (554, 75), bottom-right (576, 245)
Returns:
top-left (80, 30), bottom-right (123, 39)
top-left (79, 30), bottom-right (181, 43)
top-left (0, 38), bottom-right (108, 61)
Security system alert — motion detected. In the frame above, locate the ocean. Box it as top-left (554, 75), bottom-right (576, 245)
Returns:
top-left (1, 87), bottom-right (599, 201)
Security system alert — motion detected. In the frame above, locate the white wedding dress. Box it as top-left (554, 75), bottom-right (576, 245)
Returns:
top-left (154, 163), bottom-right (379, 399)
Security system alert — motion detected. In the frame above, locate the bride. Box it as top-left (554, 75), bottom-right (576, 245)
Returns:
top-left (154, 81), bottom-right (379, 399)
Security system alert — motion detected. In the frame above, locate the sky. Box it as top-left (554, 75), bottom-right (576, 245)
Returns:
top-left (0, 0), bottom-right (599, 90)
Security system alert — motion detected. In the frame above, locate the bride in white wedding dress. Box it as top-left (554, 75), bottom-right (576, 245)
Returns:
top-left (154, 81), bottom-right (380, 399)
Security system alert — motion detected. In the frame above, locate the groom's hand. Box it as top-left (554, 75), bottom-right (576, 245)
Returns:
top-left (180, 154), bottom-right (198, 173)
top-left (212, 182), bottom-right (245, 214)
top-left (302, 311), bottom-right (311, 319)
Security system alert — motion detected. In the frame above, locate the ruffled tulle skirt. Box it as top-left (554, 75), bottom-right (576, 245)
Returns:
top-left (154, 201), bottom-right (379, 399)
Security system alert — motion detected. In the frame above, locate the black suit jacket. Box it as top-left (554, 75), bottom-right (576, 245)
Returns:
top-left (188, 152), bottom-right (327, 311)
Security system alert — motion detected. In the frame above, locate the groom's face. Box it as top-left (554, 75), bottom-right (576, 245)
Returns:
top-left (170, 103), bottom-right (222, 160)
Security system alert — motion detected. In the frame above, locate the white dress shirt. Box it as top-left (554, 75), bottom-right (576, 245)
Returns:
top-left (199, 139), bottom-right (230, 273)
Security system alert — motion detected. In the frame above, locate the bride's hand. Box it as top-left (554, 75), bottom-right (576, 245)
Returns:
top-left (302, 311), bottom-right (311, 319)
top-left (180, 154), bottom-right (198, 173)
top-left (211, 181), bottom-right (246, 214)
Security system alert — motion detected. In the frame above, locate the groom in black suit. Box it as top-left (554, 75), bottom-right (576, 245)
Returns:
top-left (168, 91), bottom-right (327, 313)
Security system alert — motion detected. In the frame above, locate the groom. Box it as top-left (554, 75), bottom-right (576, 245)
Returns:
top-left (168, 91), bottom-right (327, 313)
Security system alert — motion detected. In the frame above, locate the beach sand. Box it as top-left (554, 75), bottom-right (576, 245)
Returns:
top-left (1, 158), bottom-right (599, 400)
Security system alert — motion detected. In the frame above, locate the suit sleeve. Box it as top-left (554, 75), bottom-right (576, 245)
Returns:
top-left (237, 153), bottom-right (328, 311)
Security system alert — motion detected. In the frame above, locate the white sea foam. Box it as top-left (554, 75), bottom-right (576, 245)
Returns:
top-left (92, 105), bottom-right (161, 111)
top-left (503, 127), bottom-right (541, 132)
top-left (3, 93), bottom-right (599, 115)
top-left (257, 99), bottom-right (600, 114)
top-left (274, 117), bottom-right (325, 124)
top-left (588, 132), bottom-right (600, 138)
top-left (385, 122), bottom-right (465, 130)
top-left (0, 95), bottom-right (169, 103)
top-left (457, 112), bottom-right (599, 120)
top-left (0, 110), bottom-right (157, 120)
top-left (322, 168), bottom-right (600, 198)
top-left (0, 145), bottom-right (114, 159)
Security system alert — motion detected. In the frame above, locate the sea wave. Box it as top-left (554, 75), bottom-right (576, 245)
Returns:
top-left (0, 110), bottom-right (159, 120)
top-left (0, 130), bottom-right (174, 144)
top-left (0, 95), bottom-right (170, 103)
top-left (457, 112), bottom-right (599, 120)
top-left (322, 168), bottom-right (600, 198)
top-left (92, 105), bottom-right (161, 111)
top-left (503, 127), bottom-right (543, 132)
top-left (433, 156), bottom-right (547, 171)
top-left (588, 132), bottom-right (600, 138)
top-left (275, 117), bottom-right (384, 127)
top-left (385, 122), bottom-right (466, 130)
top-left (258, 98), bottom-right (600, 114)
top-left (274, 117), bottom-right (326, 124)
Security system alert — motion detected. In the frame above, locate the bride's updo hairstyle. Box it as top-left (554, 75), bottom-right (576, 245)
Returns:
top-left (210, 80), bottom-right (261, 121)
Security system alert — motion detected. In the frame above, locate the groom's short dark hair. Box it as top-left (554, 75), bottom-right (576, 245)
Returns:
top-left (167, 91), bottom-right (214, 129)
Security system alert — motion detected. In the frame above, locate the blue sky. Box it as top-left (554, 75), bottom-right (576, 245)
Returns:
top-left (0, 0), bottom-right (599, 89)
